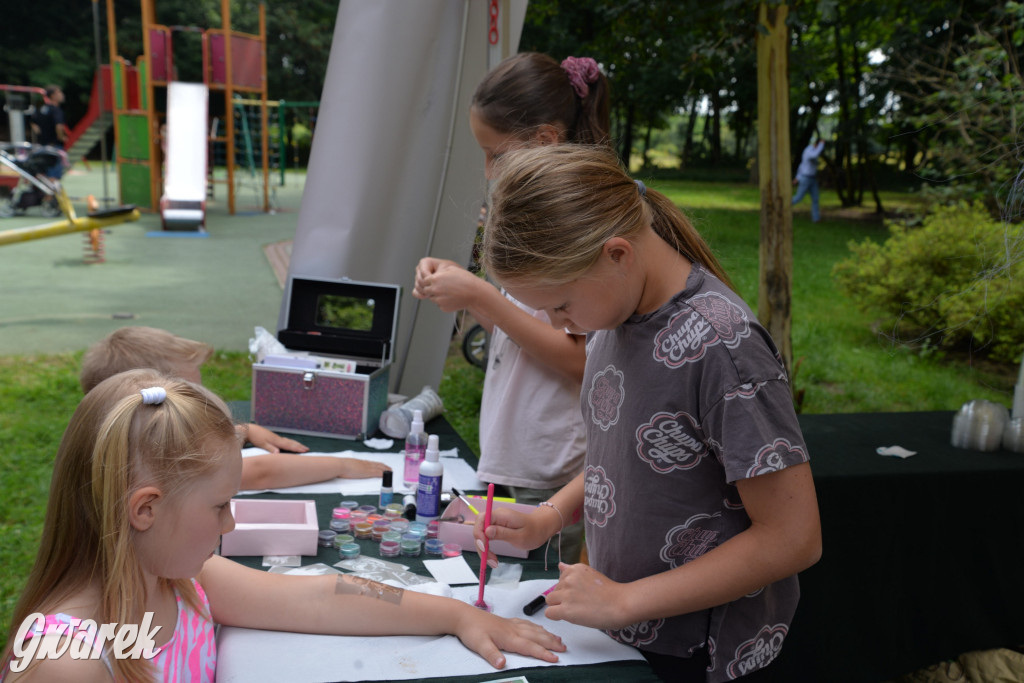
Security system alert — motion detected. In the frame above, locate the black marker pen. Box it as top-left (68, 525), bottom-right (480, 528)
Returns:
top-left (522, 585), bottom-right (556, 616)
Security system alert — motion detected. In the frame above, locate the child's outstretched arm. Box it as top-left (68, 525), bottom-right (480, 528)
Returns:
top-left (198, 556), bottom-right (565, 669)
top-left (413, 258), bottom-right (585, 383)
top-left (541, 462), bottom-right (821, 631)
top-left (240, 453), bottom-right (391, 490)
top-left (240, 423), bottom-right (308, 453)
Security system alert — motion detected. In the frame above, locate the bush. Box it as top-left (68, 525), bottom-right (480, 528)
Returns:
top-left (833, 202), bottom-right (1024, 363)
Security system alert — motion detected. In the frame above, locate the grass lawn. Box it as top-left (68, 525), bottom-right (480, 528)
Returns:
top-left (1, 180), bottom-right (1017, 653)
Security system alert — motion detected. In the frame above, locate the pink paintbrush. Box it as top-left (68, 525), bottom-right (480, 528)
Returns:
top-left (474, 483), bottom-right (495, 610)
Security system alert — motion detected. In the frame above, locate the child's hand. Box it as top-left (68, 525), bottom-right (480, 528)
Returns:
top-left (413, 261), bottom-right (484, 313)
top-left (336, 458), bottom-right (391, 479)
top-left (544, 562), bottom-right (634, 630)
top-left (473, 506), bottom-right (553, 569)
top-left (412, 257), bottom-right (459, 300)
top-left (453, 609), bottom-right (565, 669)
top-left (243, 424), bottom-right (309, 453)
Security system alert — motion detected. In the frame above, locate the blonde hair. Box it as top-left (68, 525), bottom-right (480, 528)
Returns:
top-left (483, 144), bottom-right (733, 290)
top-left (5, 369), bottom-right (236, 682)
top-left (80, 327), bottom-right (214, 393)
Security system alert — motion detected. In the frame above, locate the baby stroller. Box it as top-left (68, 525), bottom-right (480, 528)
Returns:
top-left (0, 144), bottom-right (69, 218)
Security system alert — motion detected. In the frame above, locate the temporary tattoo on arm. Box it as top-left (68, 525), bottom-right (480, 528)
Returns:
top-left (334, 575), bottom-right (404, 605)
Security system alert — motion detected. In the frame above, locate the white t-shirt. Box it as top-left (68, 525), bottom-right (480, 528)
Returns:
top-left (476, 292), bottom-right (586, 489)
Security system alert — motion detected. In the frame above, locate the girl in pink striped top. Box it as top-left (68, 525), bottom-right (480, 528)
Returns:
top-left (2, 370), bottom-right (564, 682)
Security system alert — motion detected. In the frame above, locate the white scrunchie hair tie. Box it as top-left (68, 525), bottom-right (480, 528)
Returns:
top-left (140, 387), bottom-right (167, 405)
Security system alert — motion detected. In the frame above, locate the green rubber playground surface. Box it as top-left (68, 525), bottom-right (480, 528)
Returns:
top-left (0, 164), bottom-right (305, 356)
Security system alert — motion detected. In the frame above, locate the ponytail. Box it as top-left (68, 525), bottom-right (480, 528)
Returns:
top-left (472, 52), bottom-right (611, 147)
top-left (484, 144), bottom-right (732, 291)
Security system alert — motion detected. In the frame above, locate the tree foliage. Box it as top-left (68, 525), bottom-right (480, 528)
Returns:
top-left (886, 1), bottom-right (1024, 214)
top-left (0, 0), bottom-right (335, 131)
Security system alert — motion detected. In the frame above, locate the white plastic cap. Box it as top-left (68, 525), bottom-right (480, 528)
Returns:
top-left (425, 434), bottom-right (440, 461)
top-left (412, 409), bottom-right (424, 432)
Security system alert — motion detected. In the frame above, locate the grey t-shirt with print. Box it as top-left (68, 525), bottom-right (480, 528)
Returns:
top-left (582, 265), bottom-right (809, 682)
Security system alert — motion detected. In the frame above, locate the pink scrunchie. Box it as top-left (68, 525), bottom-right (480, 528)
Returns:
top-left (561, 56), bottom-right (600, 99)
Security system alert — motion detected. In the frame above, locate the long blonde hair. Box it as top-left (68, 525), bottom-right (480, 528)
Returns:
top-left (5, 369), bottom-right (236, 681)
top-left (483, 144), bottom-right (733, 290)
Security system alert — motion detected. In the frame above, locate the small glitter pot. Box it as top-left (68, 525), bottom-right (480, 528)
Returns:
top-left (371, 519), bottom-right (392, 541)
top-left (379, 539), bottom-right (401, 557)
top-left (318, 530), bottom-right (337, 547)
top-left (441, 542), bottom-right (462, 558)
top-left (339, 542), bottom-right (360, 559)
top-left (425, 538), bottom-right (444, 556)
top-left (354, 521), bottom-right (373, 539)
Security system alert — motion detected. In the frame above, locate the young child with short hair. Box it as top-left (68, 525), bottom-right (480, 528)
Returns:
top-left (80, 326), bottom-right (389, 491)
top-left (474, 144), bottom-right (822, 682)
top-left (1, 369), bottom-right (564, 681)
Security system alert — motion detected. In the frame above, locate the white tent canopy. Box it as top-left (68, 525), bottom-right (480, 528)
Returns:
top-left (282, 0), bottom-right (526, 397)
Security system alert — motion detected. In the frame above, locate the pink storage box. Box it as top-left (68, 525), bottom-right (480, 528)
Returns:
top-left (251, 277), bottom-right (401, 440)
top-left (220, 499), bottom-right (318, 557)
top-left (437, 497), bottom-right (537, 559)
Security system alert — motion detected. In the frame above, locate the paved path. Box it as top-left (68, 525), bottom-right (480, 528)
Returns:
top-left (0, 165), bottom-right (305, 355)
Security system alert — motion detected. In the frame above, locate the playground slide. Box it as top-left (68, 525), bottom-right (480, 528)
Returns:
top-left (160, 82), bottom-right (208, 230)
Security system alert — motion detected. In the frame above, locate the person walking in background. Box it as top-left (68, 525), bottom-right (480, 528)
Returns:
top-left (792, 137), bottom-right (825, 222)
top-left (29, 84), bottom-right (69, 180)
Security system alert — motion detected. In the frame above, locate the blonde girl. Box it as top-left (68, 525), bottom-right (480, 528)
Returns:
top-left (2, 369), bottom-right (563, 682)
top-left (475, 145), bottom-right (821, 683)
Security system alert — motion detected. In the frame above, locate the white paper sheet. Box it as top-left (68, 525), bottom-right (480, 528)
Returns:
top-left (422, 555), bottom-right (480, 585)
top-left (238, 449), bottom-right (487, 496)
top-left (215, 580), bottom-right (644, 682)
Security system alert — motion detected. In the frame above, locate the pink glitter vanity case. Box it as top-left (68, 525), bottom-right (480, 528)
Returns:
top-left (251, 277), bottom-right (401, 439)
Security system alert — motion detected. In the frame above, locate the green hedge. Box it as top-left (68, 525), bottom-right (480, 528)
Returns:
top-left (833, 202), bottom-right (1024, 364)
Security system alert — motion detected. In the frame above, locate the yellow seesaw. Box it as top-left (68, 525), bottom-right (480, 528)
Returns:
top-left (0, 186), bottom-right (139, 249)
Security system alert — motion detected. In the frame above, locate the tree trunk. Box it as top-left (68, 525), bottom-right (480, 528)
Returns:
top-left (681, 96), bottom-right (698, 168)
top-left (756, 2), bottom-right (793, 380)
top-left (642, 122), bottom-right (653, 169)
top-left (619, 102), bottom-right (636, 168)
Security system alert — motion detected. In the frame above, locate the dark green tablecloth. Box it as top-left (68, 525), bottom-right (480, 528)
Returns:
top-left (778, 411), bottom-right (1024, 682)
top-left (227, 403), bottom-right (659, 682)
top-left (228, 405), bottom-right (1024, 682)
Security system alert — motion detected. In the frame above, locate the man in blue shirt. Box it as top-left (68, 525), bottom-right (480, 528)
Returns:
top-left (792, 138), bottom-right (825, 222)
top-left (30, 85), bottom-right (68, 179)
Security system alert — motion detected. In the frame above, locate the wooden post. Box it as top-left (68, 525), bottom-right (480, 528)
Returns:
top-left (756, 2), bottom-right (794, 378)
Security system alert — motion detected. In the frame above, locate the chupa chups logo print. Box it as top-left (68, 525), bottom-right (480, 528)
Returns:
top-left (653, 292), bottom-right (749, 368)
top-left (587, 365), bottom-right (624, 431)
top-left (745, 438), bottom-right (805, 478)
top-left (659, 512), bottom-right (721, 568)
top-left (583, 465), bottom-right (616, 527)
top-left (608, 618), bottom-right (664, 648)
top-left (635, 410), bottom-right (707, 473)
top-left (728, 623), bottom-right (787, 678)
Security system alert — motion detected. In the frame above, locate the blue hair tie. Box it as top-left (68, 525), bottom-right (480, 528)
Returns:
top-left (635, 179), bottom-right (646, 197)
